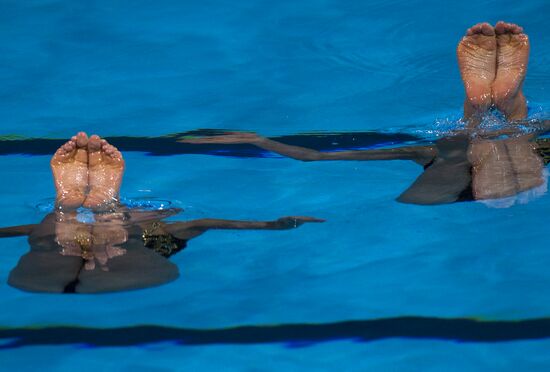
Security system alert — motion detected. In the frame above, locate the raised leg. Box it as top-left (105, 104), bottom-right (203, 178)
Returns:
top-left (457, 22), bottom-right (497, 126)
top-left (492, 21), bottom-right (529, 120)
top-left (83, 135), bottom-right (125, 210)
top-left (50, 132), bottom-right (89, 210)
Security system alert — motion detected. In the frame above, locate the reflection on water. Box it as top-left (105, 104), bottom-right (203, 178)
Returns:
top-left (1, 208), bottom-right (322, 294)
top-left (401, 133), bottom-right (549, 206)
top-left (8, 209), bottom-right (181, 294)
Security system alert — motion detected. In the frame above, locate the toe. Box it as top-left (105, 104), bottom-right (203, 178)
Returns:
top-left (495, 21), bottom-right (523, 35)
top-left (467, 22), bottom-right (493, 36)
top-left (505, 22), bottom-right (522, 34)
top-left (108, 148), bottom-right (123, 161)
top-left (52, 141), bottom-right (76, 164)
top-left (479, 22), bottom-right (495, 36)
top-left (53, 148), bottom-right (67, 160)
top-left (106, 146), bottom-right (122, 159)
top-left (88, 135), bottom-right (102, 151)
top-left (467, 23), bottom-right (482, 35)
top-left (62, 141), bottom-right (75, 152)
top-left (511, 23), bottom-right (523, 34)
top-left (75, 132), bottom-right (89, 148)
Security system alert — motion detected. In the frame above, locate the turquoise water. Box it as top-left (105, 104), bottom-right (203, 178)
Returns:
top-left (1, 0), bottom-right (550, 370)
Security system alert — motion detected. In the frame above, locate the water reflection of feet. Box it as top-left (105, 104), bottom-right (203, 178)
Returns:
top-left (55, 213), bottom-right (128, 271)
top-left (469, 136), bottom-right (545, 200)
top-left (51, 132), bottom-right (125, 211)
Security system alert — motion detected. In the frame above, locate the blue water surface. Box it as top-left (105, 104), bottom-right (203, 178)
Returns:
top-left (0, 0), bottom-right (549, 371)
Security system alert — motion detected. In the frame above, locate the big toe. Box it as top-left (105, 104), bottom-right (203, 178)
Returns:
top-left (75, 132), bottom-right (89, 148)
top-left (460, 22), bottom-right (496, 52)
top-left (467, 22), bottom-right (495, 36)
top-left (87, 135), bottom-right (104, 167)
top-left (73, 132), bottom-right (89, 164)
top-left (88, 135), bottom-right (102, 152)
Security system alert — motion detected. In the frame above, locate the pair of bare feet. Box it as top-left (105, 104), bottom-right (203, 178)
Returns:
top-left (51, 132), bottom-right (125, 211)
top-left (457, 21), bottom-right (529, 124)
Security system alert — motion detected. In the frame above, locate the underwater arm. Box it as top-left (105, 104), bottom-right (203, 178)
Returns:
top-left (0, 224), bottom-right (35, 238)
top-left (180, 132), bottom-right (436, 163)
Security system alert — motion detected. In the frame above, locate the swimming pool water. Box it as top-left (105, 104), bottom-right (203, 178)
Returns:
top-left (1, 0), bottom-right (549, 370)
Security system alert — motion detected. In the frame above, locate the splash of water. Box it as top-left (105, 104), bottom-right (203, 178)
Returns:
top-left (35, 197), bottom-right (174, 214)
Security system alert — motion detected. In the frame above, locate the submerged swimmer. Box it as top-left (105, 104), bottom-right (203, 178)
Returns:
top-left (181, 22), bottom-right (550, 206)
top-left (0, 133), bottom-right (323, 293)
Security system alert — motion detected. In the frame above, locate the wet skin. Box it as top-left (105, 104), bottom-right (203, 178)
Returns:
top-left (457, 21), bottom-right (529, 125)
top-left (181, 21), bottom-right (543, 205)
top-left (51, 132), bottom-right (125, 211)
top-left (1, 132), bottom-right (324, 293)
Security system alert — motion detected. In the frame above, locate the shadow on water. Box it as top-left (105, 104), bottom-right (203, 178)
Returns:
top-left (1, 316), bottom-right (550, 349)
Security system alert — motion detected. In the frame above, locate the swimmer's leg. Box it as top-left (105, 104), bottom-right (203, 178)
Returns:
top-left (457, 23), bottom-right (497, 126)
top-left (492, 21), bottom-right (529, 121)
top-left (50, 132), bottom-right (89, 210)
top-left (83, 135), bottom-right (125, 211)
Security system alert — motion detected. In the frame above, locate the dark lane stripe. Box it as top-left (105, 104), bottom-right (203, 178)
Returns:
top-left (1, 316), bottom-right (549, 349)
top-left (0, 131), bottom-right (421, 157)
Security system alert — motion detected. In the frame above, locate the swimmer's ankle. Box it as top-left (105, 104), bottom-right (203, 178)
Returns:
top-left (82, 197), bottom-right (121, 213)
top-left (494, 90), bottom-right (528, 121)
top-left (55, 193), bottom-right (86, 211)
